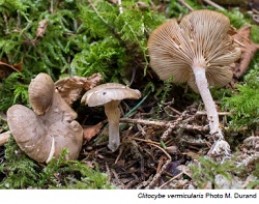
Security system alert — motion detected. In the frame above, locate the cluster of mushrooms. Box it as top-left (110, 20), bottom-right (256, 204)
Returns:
top-left (7, 74), bottom-right (141, 163)
top-left (6, 10), bottom-right (240, 163)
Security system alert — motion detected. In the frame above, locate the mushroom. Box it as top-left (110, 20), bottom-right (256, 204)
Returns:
top-left (81, 83), bottom-right (141, 152)
top-left (7, 73), bottom-right (83, 163)
top-left (148, 10), bottom-right (241, 157)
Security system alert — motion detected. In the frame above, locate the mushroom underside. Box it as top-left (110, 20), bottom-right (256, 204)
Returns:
top-left (148, 10), bottom-right (239, 159)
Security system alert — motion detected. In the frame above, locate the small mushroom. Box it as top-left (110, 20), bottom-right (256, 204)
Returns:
top-left (148, 10), bottom-right (241, 157)
top-left (81, 83), bottom-right (141, 152)
top-left (7, 73), bottom-right (83, 163)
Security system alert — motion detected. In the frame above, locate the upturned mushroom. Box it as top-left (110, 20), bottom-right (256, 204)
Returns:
top-left (7, 73), bottom-right (83, 163)
top-left (148, 10), bottom-right (241, 157)
top-left (81, 83), bottom-right (141, 152)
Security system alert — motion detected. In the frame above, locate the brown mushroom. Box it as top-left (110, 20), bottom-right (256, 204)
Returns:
top-left (81, 83), bottom-right (141, 152)
top-left (148, 10), bottom-right (241, 157)
top-left (7, 73), bottom-right (83, 163)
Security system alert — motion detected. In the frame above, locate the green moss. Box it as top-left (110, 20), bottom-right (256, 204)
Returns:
top-left (0, 0), bottom-right (165, 112)
top-left (0, 137), bottom-right (112, 189)
top-left (222, 8), bottom-right (249, 28)
top-left (190, 157), bottom-right (243, 189)
top-left (223, 62), bottom-right (259, 130)
top-left (251, 25), bottom-right (259, 43)
top-left (0, 73), bottom-right (29, 111)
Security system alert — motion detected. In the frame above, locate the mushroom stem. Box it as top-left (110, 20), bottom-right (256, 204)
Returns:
top-left (192, 64), bottom-right (224, 140)
top-left (104, 101), bottom-right (121, 152)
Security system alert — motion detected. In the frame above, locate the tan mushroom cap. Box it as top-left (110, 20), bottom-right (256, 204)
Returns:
top-left (81, 83), bottom-right (141, 107)
top-left (29, 73), bottom-right (55, 115)
top-left (7, 73), bottom-right (83, 163)
top-left (7, 104), bottom-right (53, 163)
top-left (148, 10), bottom-right (241, 92)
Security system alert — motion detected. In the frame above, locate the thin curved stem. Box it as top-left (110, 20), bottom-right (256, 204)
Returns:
top-left (192, 64), bottom-right (223, 139)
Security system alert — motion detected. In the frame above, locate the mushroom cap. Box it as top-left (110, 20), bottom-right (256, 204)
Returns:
top-left (7, 102), bottom-right (83, 163)
top-left (7, 73), bottom-right (83, 163)
top-left (29, 73), bottom-right (55, 115)
top-left (81, 83), bottom-right (141, 107)
top-left (46, 91), bottom-right (83, 160)
top-left (148, 10), bottom-right (241, 91)
top-left (7, 104), bottom-right (52, 163)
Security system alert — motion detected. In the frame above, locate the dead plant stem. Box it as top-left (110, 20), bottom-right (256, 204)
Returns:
top-left (177, 0), bottom-right (193, 11)
top-left (202, 0), bottom-right (225, 11)
top-left (159, 172), bottom-right (184, 189)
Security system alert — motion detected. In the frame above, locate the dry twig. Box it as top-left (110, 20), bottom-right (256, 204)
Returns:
top-left (111, 169), bottom-right (126, 188)
top-left (120, 118), bottom-right (167, 127)
top-left (161, 112), bottom-right (188, 141)
top-left (202, 0), bottom-right (225, 11)
top-left (159, 172), bottom-right (184, 189)
top-left (146, 159), bottom-right (171, 189)
top-left (121, 114), bottom-right (209, 137)
top-left (143, 143), bottom-right (172, 189)
top-left (196, 111), bottom-right (231, 116)
top-left (177, 0), bottom-right (193, 11)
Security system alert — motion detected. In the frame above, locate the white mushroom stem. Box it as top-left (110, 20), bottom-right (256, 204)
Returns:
top-left (104, 100), bottom-right (121, 152)
top-left (118, 0), bottom-right (123, 14)
top-left (192, 64), bottom-right (224, 140)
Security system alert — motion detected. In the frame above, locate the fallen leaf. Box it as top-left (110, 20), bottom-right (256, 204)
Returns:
top-left (12, 62), bottom-right (23, 72)
top-left (55, 73), bottom-right (102, 105)
top-left (0, 60), bottom-right (21, 79)
top-left (83, 122), bottom-right (104, 141)
top-left (233, 25), bottom-right (259, 78)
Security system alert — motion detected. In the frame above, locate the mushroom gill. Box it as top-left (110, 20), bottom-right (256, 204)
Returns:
top-left (148, 10), bottom-right (241, 159)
